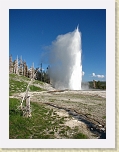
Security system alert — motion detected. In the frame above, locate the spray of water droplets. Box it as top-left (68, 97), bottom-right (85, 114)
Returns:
top-left (48, 27), bottom-right (82, 90)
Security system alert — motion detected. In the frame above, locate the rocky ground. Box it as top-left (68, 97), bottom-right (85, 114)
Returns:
top-left (13, 81), bottom-right (106, 139)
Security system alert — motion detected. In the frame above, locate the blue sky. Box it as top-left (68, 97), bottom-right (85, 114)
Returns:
top-left (9, 9), bottom-right (106, 81)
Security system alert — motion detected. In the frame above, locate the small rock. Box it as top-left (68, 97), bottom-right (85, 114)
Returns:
top-left (98, 124), bottom-right (102, 127)
top-left (100, 128), bottom-right (105, 131)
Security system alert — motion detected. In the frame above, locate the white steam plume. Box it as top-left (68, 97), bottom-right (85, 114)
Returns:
top-left (48, 27), bottom-right (82, 90)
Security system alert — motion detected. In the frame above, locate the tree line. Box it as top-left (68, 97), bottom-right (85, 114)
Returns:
top-left (89, 80), bottom-right (106, 90)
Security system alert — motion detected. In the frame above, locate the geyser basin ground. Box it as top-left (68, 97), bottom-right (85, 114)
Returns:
top-left (27, 89), bottom-right (106, 139)
top-left (18, 88), bottom-right (106, 139)
top-left (10, 73), bottom-right (106, 139)
top-left (49, 27), bottom-right (82, 90)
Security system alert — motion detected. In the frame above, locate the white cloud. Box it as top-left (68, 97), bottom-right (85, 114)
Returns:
top-left (92, 73), bottom-right (96, 77)
top-left (82, 71), bottom-right (85, 76)
top-left (97, 74), bottom-right (104, 78)
top-left (92, 73), bottom-right (104, 78)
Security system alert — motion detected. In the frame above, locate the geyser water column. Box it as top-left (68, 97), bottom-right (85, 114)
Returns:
top-left (49, 26), bottom-right (82, 90)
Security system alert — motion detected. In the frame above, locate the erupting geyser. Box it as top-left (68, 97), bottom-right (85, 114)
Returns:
top-left (49, 26), bottom-right (82, 90)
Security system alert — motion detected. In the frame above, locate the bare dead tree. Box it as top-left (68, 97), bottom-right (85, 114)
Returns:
top-left (19, 68), bottom-right (40, 117)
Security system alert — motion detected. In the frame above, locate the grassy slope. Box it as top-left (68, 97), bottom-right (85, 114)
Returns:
top-left (9, 74), bottom-right (45, 96)
top-left (9, 74), bottom-right (88, 139)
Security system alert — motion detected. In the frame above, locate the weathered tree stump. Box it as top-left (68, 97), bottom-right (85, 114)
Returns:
top-left (25, 95), bottom-right (31, 117)
top-left (19, 68), bottom-right (40, 117)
